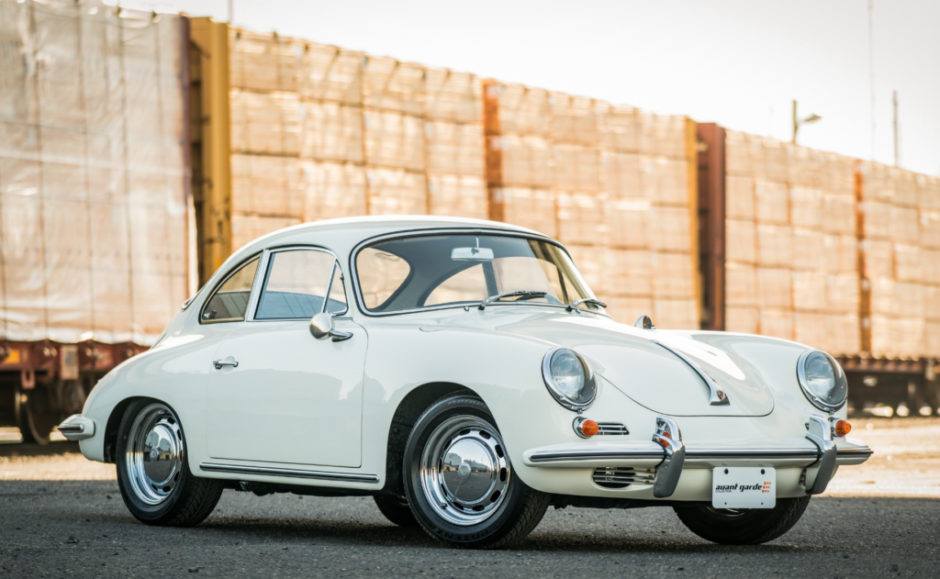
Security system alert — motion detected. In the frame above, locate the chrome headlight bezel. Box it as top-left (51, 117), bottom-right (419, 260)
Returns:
top-left (796, 350), bottom-right (848, 413)
top-left (541, 347), bottom-right (597, 411)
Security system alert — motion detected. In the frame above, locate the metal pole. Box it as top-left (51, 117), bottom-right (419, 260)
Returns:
top-left (791, 100), bottom-right (798, 144)
top-left (893, 90), bottom-right (898, 167)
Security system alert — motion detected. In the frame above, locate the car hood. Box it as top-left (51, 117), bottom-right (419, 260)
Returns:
top-left (487, 310), bottom-right (777, 417)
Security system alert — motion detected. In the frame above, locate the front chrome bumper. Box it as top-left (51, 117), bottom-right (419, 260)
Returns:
top-left (57, 414), bottom-right (97, 441)
top-left (523, 414), bottom-right (873, 498)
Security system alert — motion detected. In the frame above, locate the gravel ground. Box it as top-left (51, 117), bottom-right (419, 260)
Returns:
top-left (1, 418), bottom-right (938, 577)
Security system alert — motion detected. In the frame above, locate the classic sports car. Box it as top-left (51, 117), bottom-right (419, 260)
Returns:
top-left (59, 216), bottom-right (872, 548)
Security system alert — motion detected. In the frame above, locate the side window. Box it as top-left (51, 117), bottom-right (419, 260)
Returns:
top-left (256, 249), bottom-right (347, 320)
top-left (201, 257), bottom-right (260, 323)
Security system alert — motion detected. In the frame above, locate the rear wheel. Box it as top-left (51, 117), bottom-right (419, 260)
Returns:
top-left (673, 496), bottom-right (812, 545)
top-left (373, 496), bottom-right (419, 528)
top-left (116, 400), bottom-right (223, 526)
top-left (403, 393), bottom-right (550, 549)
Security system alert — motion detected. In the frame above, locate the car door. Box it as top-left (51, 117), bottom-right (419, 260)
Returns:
top-left (205, 247), bottom-right (367, 468)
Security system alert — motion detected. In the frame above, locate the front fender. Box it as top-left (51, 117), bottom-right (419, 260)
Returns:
top-left (360, 325), bottom-right (654, 490)
top-left (78, 332), bottom-right (225, 464)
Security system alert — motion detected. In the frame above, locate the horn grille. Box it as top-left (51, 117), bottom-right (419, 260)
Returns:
top-left (592, 467), bottom-right (656, 489)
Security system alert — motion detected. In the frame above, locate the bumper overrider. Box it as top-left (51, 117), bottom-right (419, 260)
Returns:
top-left (523, 415), bottom-right (873, 498)
top-left (57, 414), bottom-right (97, 441)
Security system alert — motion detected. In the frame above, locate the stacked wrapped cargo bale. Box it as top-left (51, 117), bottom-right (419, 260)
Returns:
top-left (227, 27), bottom-right (487, 249)
top-left (424, 69), bottom-right (486, 218)
top-left (640, 114), bottom-right (698, 329)
top-left (790, 148), bottom-right (860, 354)
top-left (859, 163), bottom-right (934, 358)
top-left (723, 132), bottom-right (860, 354)
top-left (230, 30), bottom-right (323, 248)
top-left (483, 81), bottom-right (699, 327)
top-left (922, 176), bottom-right (940, 355)
top-left (0, 0), bottom-right (192, 344)
top-left (723, 132), bottom-right (794, 340)
top-left (482, 82), bottom-right (557, 236)
top-left (361, 56), bottom-right (426, 215)
top-left (818, 152), bottom-right (861, 355)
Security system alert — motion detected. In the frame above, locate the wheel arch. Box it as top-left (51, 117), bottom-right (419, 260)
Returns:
top-left (102, 395), bottom-right (168, 463)
top-left (381, 381), bottom-right (481, 496)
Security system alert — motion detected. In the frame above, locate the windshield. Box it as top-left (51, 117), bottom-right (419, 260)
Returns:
top-left (355, 233), bottom-right (600, 314)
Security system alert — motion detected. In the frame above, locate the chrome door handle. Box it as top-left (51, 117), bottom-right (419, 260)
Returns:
top-left (213, 359), bottom-right (239, 370)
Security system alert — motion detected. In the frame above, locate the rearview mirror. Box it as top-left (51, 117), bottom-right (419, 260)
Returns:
top-left (451, 246), bottom-right (494, 261)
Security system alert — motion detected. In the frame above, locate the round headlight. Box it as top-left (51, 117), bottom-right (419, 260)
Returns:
top-left (797, 350), bottom-right (847, 412)
top-left (542, 348), bottom-right (596, 411)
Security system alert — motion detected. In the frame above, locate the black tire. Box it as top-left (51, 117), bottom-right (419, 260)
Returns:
top-left (403, 393), bottom-right (550, 549)
top-left (673, 496), bottom-right (812, 545)
top-left (116, 399), bottom-right (223, 527)
top-left (374, 496), bottom-right (420, 528)
top-left (18, 385), bottom-right (56, 445)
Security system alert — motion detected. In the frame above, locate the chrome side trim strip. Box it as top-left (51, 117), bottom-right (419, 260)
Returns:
top-left (651, 340), bottom-right (730, 406)
top-left (528, 450), bottom-right (665, 463)
top-left (686, 448), bottom-right (820, 459)
top-left (528, 444), bottom-right (871, 466)
top-left (57, 424), bottom-right (85, 434)
top-left (200, 463), bottom-right (380, 484)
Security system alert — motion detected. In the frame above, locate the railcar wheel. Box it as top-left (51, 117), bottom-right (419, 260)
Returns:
top-left (17, 386), bottom-right (57, 445)
top-left (403, 393), bottom-right (549, 549)
top-left (373, 496), bottom-right (419, 528)
top-left (116, 400), bottom-right (223, 526)
top-left (673, 496), bottom-right (812, 545)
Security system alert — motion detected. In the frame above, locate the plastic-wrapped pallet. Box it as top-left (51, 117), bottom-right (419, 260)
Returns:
top-left (922, 176), bottom-right (940, 356)
top-left (859, 162), bottom-right (928, 358)
top-left (0, 0), bottom-right (192, 344)
top-left (424, 67), bottom-right (486, 220)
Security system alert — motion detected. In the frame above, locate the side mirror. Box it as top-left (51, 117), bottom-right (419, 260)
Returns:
top-left (310, 312), bottom-right (353, 342)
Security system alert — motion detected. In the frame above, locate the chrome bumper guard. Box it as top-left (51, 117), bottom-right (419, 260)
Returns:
top-left (57, 414), bottom-right (96, 441)
top-left (651, 417), bottom-right (685, 498)
top-left (804, 415), bottom-right (837, 495)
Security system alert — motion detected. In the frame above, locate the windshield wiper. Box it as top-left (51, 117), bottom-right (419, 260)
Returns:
top-left (478, 290), bottom-right (547, 310)
top-left (565, 298), bottom-right (607, 312)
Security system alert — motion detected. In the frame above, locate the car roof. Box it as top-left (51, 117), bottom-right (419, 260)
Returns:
top-left (214, 215), bottom-right (553, 284)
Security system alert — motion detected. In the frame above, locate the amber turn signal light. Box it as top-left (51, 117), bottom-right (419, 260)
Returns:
top-left (832, 419), bottom-right (851, 437)
top-left (579, 419), bottom-right (599, 437)
top-left (573, 417), bottom-right (599, 438)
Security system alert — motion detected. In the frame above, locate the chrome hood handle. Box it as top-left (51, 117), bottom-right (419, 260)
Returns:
top-left (651, 340), bottom-right (730, 406)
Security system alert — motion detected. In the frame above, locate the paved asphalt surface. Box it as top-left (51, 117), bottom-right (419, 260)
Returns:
top-left (1, 464), bottom-right (938, 577)
top-left (2, 418), bottom-right (940, 578)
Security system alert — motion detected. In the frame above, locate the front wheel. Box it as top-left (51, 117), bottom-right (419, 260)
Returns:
top-left (403, 393), bottom-right (550, 549)
top-left (673, 496), bottom-right (812, 545)
top-left (116, 400), bottom-right (223, 526)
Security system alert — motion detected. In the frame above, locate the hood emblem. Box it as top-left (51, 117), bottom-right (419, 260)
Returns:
top-left (651, 340), bottom-right (731, 406)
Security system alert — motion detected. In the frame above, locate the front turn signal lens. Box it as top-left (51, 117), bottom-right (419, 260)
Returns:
top-left (832, 419), bottom-right (852, 437)
top-left (573, 417), bottom-right (599, 438)
top-left (580, 419), bottom-right (599, 437)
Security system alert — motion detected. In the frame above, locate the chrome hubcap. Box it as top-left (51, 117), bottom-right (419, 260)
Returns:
top-left (420, 415), bottom-right (510, 526)
top-left (125, 403), bottom-right (183, 505)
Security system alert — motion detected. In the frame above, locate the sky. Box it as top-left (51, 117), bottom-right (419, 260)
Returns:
top-left (124, 0), bottom-right (940, 176)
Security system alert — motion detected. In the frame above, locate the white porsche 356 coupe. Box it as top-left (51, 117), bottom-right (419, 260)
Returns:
top-left (59, 216), bottom-right (871, 548)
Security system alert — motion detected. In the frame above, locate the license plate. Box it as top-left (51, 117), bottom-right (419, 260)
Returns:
top-left (712, 467), bottom-right (776, 509)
